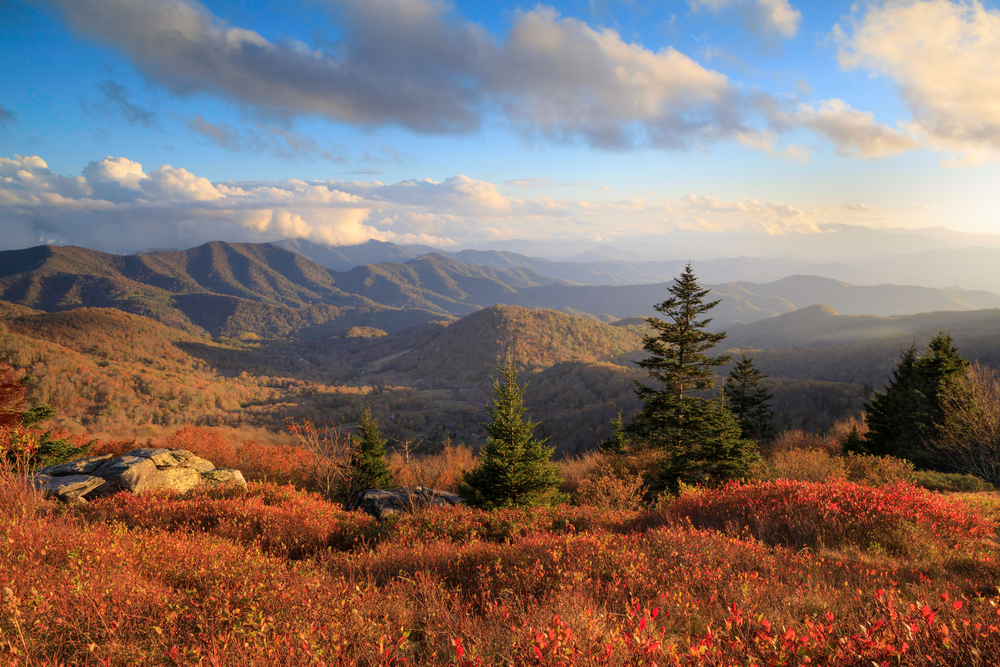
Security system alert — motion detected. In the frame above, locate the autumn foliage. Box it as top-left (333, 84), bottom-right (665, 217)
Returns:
top-left (4, 462), bottom-right (1000, 666)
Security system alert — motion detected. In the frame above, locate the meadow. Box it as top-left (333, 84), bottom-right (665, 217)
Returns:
top-left (3, 426), bottom-right (1000, 666)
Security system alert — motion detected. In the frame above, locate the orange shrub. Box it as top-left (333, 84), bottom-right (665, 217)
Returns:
top-left (392, 441), bottom-right (477, 492)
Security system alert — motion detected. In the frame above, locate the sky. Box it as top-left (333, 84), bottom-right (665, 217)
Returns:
top-left (2, 0), bottom-right (1000, 254)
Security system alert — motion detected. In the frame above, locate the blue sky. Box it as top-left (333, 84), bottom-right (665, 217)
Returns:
top-left (2, 0), bottom-right (1000, 253)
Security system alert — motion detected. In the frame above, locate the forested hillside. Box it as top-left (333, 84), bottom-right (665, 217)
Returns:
top-left (5, 244), bottom-right (999, 341)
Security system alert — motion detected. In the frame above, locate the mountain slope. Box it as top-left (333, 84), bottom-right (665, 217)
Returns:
top-left (0, 243), bottom-right (551, 337)
top-left (386, 304), bottom-right (646, 385)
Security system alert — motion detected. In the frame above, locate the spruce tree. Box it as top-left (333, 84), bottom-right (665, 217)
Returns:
top-left (599, 411), bottom-right (631, 455)
top-left (725, 353), bottom-right (775, 443)
top-left (459, 357), bottom-right (561, 509)
top-left (627, 264), bottom-right (759, 491)
top-left (347, 408), bottom-right (397, 497)
top-left (863, 331), bottom-right (968, 468)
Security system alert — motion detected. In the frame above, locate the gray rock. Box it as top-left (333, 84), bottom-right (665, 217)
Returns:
top-left (27, 447), bottom-right (244, 501)
top-left (32, 474), bottom-right (105, 501)
top-left (131, 466), bottom-right (203, 494)
top-left (127, 448), bottom-right (215, 472)
top-left (201, 469), bottom-right (247, 487)
top-left (90, 455), bottom-right (157, 495)
top-left (36, 454), bottom-right (114, 477)
top-left (357, 486), bottom-right (465, 520)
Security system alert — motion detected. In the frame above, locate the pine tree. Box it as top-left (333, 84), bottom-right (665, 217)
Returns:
top-left (459, 357), bottom-right (561, 509)
top-left (863, 331), bottom-right (968, 468)
top-left (347, 408), bottom-right (397, 499)
top-left (599, 411), bottom-right (631, 455)
top-left (725, 353), bottom-right (775, 443)
top-left (627, 264), bottom-right (759, 491)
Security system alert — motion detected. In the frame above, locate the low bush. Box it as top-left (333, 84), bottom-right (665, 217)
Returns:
top-left (766, 429), bottom-right (840, 456)
top-left (78, 482), bottom-right (375, 557)
top-left (752, 447), bottom-right (845, 482)
top-left (392, 441), bottom-right (477, 493)
top-left (643, 479), bottom-right (991, 556)
top-left (574, 449), bottom-right (661, 510)
top-left (911, 469), bottom-right (995, 493)
top-left (842, 452), bottom-right (914, 486)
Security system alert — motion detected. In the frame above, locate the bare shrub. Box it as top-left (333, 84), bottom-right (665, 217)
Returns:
top-left (933, 363), bottom-right (1000, 486)
top-left (575, 449), bottom-right (662, 511)
top-left (557, 451), bottom-right (601, 495)
top-left (828, 416), bottom-right (868, 447)
top-left (392, 440), bottom-right (477, 492)
top-left (766, 429), bottom-right (840, 457)
top-left (752, 448), bottom-right (845, 483)
top-left (286, 419), bottom-right (370, 506)
top-left (842, 453), bottom-right (913, 487)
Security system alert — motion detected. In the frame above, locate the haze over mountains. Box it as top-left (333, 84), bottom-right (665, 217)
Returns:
top-left (277, 225), bottom-right (1000, 293)
top-left (4, 241), bottom-right (1000, 341)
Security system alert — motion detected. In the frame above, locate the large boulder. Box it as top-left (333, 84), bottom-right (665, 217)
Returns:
top-left (357, 486), bottom-right (465, 520)
top-left (31, 474), bottom-right (105, 503)
top-left (33, 447), bottom-right (246, 503)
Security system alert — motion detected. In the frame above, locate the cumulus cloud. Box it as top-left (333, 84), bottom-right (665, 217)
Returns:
top-left (766, 98), bottom-right (918, 158)
top-left (44, 0), bottom-right (756, 150)
top-left (837, 0), bottom-right (1000, 165)
top-left (1, 152), bottom-right (913, 254)
top-left (689, 0), bottom-right (802, 39)
top-left (490, 7), bottom-right (746, 149)
top-left (0, 154), bottom-right (377, 252)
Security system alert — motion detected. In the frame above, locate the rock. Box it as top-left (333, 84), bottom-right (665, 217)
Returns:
top-left (36, 454), bottom-right (114, 477)
top-left (130, 466), bottom-right (203, 494)
top-left (28, 447), bottom-right (245, 502)
top-left (88, 455), bottom-right (158, 496)
top-left (32, 474), bottom-right (105, 502)
top-left (127, 448), bottom-right (215, 472)
top-left (357, 486), bottom-right (465, 520)
top-left (201, 469), bottom-right (247, 487)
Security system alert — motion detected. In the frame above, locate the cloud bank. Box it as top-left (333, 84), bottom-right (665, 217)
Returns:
top-left (2, 153), bottom-right (900, 254)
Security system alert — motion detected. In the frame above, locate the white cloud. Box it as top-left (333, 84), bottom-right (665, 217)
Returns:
top-left (771, 99), bottom-right (918, 158)
top-left (837, 0), bottom-right (1000, 165)
top-left (689, 0), bottom-right (802, 39)
top-left (491, 7), bottom-right (745, 148)
top-left (1, 153), bottom-right (926, 254)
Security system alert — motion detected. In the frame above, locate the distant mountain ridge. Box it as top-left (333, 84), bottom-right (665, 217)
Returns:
top-left (3, 241), bottom-right (1000, 339)
top-left (275, 237), bottom-right (1000, 293)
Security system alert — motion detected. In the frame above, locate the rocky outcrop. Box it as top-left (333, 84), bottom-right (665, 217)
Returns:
top-left (32, 447), bottom-right (245, 503)
top-left (357, 486), bottom-right (465, 520)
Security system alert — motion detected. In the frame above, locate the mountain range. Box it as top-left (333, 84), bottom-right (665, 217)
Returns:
top-left (3, 241), bottom-right (1000, 339)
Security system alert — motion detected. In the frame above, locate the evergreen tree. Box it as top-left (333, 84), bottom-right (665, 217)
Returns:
top-left (347, 408), bottom-right (397, 499)
top-left (627, 264), bottom-right (759, 491)
top-left (599, 411), bottom-right (631, 455)
top-left (1, 360), bottom-right (89, 467)
top-left (863, 331), bottom-right (968, 468)
top-left (459, 357), bottom-right (561, 509)
top-left (725, 353), bottom-right (775, 443)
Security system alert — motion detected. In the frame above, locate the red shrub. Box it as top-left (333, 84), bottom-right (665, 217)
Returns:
top-left (642, 479), bottom-right (992, 555)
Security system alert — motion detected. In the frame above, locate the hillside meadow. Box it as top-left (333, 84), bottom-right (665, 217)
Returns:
top-left (4, 423), bottom-right (1000, 666)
